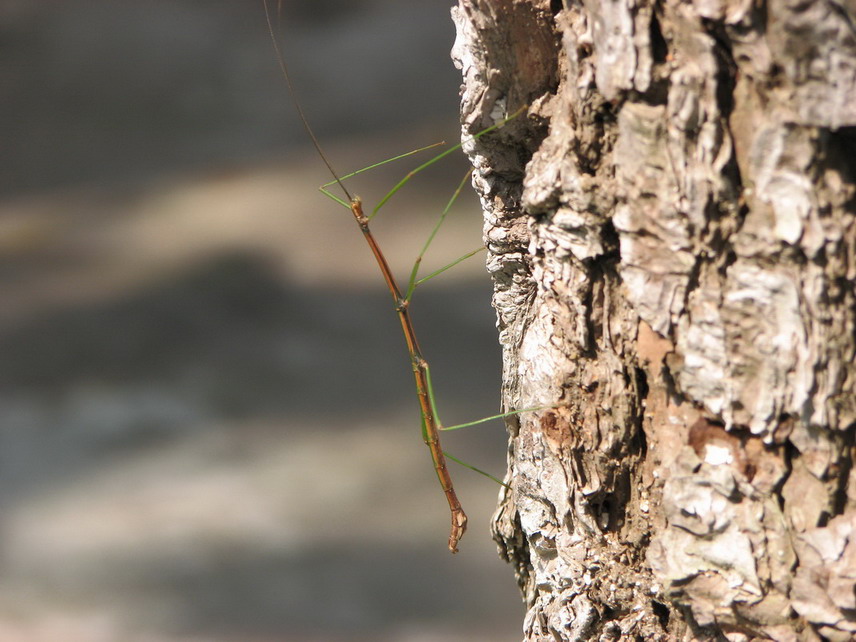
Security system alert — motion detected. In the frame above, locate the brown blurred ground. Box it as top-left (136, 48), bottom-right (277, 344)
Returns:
top-left (0, 2), bottom-right (522, 641)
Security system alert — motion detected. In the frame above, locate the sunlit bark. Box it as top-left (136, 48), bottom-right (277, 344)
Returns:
top-left (453, 0), bottom-right (856, 639)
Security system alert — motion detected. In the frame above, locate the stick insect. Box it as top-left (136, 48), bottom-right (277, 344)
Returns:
top-left (263, 1), bottom-right (527, 553)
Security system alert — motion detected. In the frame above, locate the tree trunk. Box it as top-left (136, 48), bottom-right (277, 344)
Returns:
top-left (451, 0), bottom-right (856, 640)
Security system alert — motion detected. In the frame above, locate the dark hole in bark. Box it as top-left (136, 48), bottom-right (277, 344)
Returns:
top-left (632, 368), bottom-right (649, 458)
top-left (651, 600), bottom-right (670, 629)
top-left (832, 420), bottom-right (856, 516)
top-left (600, 621), bottom-right (621, 640)
top-left (825, 126), bottom-right (856, 185)
top-left (599, 497), bottom-right (613, 530)
top-left (777, 438), bottom-right (799, 512)
top-left (600, 605), bottom-right (617, 624)
top-left (649, 11), bottom-right (668, 64)
top-left (600, 218), bottom-right (620, 257)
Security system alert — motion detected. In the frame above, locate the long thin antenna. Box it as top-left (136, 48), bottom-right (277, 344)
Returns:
top-left (263, 0), bottom-right (352, 202)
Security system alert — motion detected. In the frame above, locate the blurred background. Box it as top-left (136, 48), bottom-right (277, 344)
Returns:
top-left (0, 1), bottom-right (523, 641)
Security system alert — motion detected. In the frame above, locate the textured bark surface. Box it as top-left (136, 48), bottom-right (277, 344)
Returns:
top-left (452, 0), bottom-right (856, 640)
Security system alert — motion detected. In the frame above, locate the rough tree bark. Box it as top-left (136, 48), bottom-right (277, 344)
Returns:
top-left (451, 0), bottom-right (856, 640)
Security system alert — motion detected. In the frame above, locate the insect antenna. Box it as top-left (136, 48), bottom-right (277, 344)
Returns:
top-left (262, 0), bottom-right (352, 203)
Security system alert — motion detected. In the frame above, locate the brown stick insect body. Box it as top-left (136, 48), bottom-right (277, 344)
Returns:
top-left (263, 1), bottom-right (467, 551)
